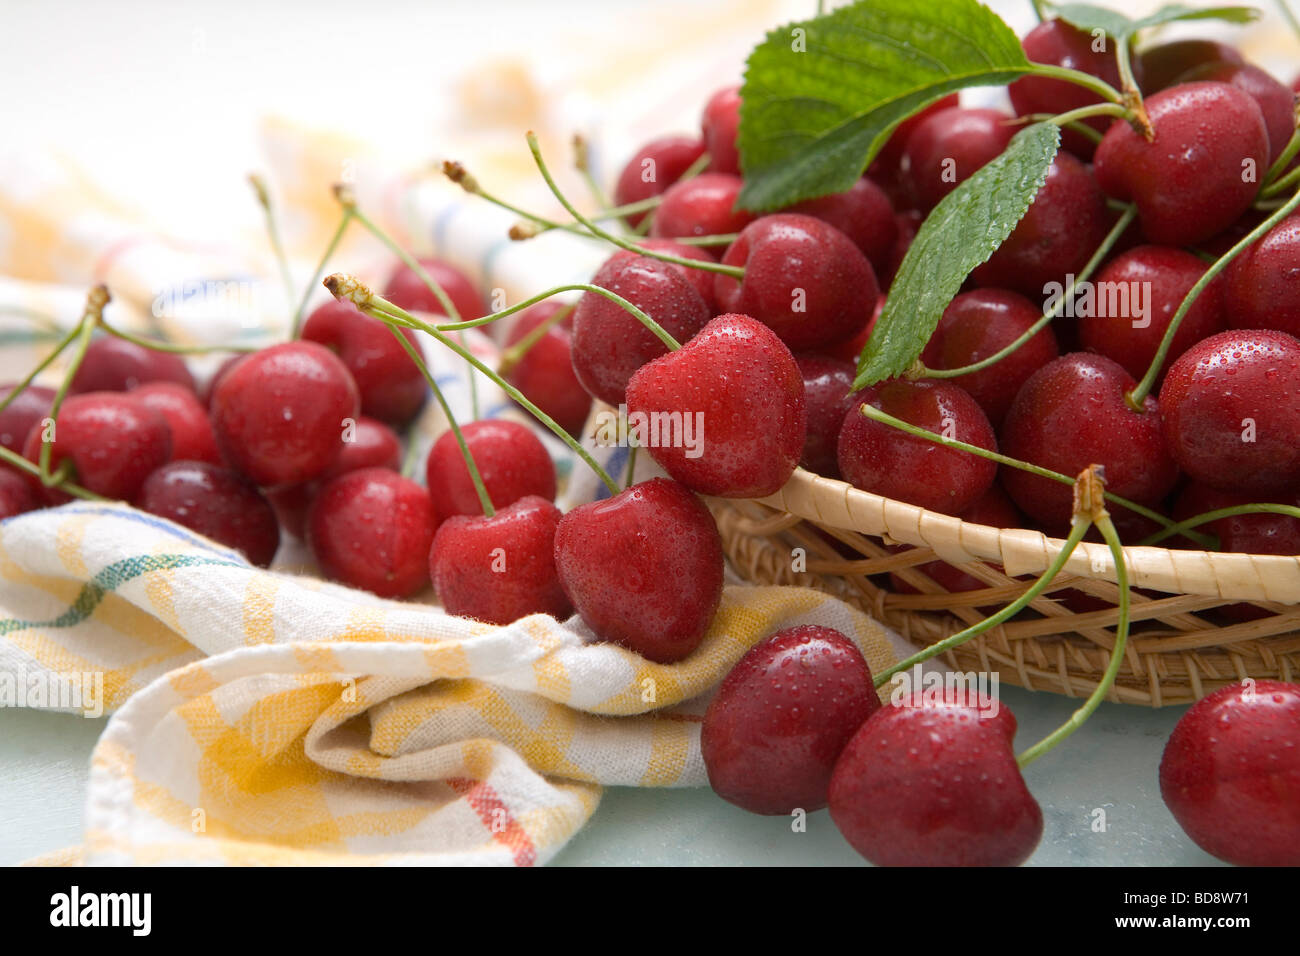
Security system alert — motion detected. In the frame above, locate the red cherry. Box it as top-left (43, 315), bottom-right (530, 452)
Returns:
top-left (301, 299), bottom-right (426, 425)
top-left (783, 178), bottom-right (898, 275)
top-left (0, 384), bottom-right (54, 453)
top-left (1094, 82), bottom-right (1269, 245)
top-left (69, 336), bottom-right (195, 395)
top-left (1000, 353), bottom-right (1178, 531)
top-left (23, 392), bottom-right (172, 503)
top-left (609, 239), bottom-right (719, 310)
top-left (1136, 38), bottom-right (1245, 94)
top-left (1176, 62), bottom-right (1298, 165)
top-left (1160, 680), bottom-right (1300, 866)
top-left (553, 477), bottom-right (722, 663)
top-left (1223, 213), bottom-right (1300, 339)
top-left (570, 253), bottom-right (710, 406)
top-left (701, 86), bottom-right (742, 175)
top-left (132, 382), bottom-right (221, 465)
top-left (901, 108), bottom-right (1017, 212)
top-left (425, 419), bottom-right (555, 522)
top-left (794, 354), bottom-right (857, 478)
top-left (1078, 245), bottom-right (1227, 382)
top-left (829, 696), bottom-right (1043, 866)
top-left (136, 461), bottom-right (280, 567)
top-left (307, 467), bottom-right (436, 598)
top-left (970, 151), bottom-right (1108, 297)
top-left (502, 301), bottom-right (591, 436)
top-left (210, 341), bottom-right (360, 488)
top-left (382, 257), bottom-right (486, 321)
top-left (837, 378), bottom-right (998, 516)
top-left (429, 495), bottom-right (571, 625)
top-left (881, 209), bottom-right (923, 289)
top-left (921, 289), bottom-right (1060, 429)
top-left (614, 136), bottom-right (706, 228)
top-left (1174, 481), bottom-right (1300, 555)
top-left (650, 173), bottom-right (755, 239)
top-left (1159, 330), bottom-right (1300, 497)
top-left (866, 93), bottom-right (960, 184)
top-left (200, 354), bottom-right (247, 409)
top-left (625, 313), bottom-right (806, 498)
top-left (0, 467), bottom-right (38, 519)
top-left (715, 213), bottom-right (880, 351)
top-left (702, 625), bottom-right (881, 815)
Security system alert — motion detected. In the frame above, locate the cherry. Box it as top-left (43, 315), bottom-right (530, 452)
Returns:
top-left (1136, 38), bottom-right (1245, 94)
top-left (614, 135), bottom-right (706, 228)
top-left (0, 384), bottom-right (54, 453)
top-left (307, 467), bottom-right (436, 598)
top-left (1077, 245), bottom-right (1227, 382)
top-left (210, 341), bottom-right (360, 488)
top-left (625, 313), bottom-right (806, 498)
top-left (609, 240), bottom-right (718, 310)
top-left (69, 336), bottom-right (195, 395)
top-left (553, 477), bottom-right (723, 663)
top-left (382, 257), bottom-right (486, 321)
top-left (782, 178), bottom-right (897, 275)
top-left (1175, 62), bottom-right (1298, 165)
top-left (837, 378), bottom-right (997, 516)
top-left (136, 461), bottom-right (280, 567)
top-left (715, 214), bottom-right (880, 351)
top-left (649, 172), bottom-right (755, 240)
top-left (1223, 213), bottom-right (1300, 339)
top-left (1160, 679), bottom-right (1300, 866)
top-left (970, 151), bottom-right (1108, 297)
top-left (570, 253), bottom-right (710, 406)
top-left (1008, 18), bottom-right (1125, 159)
top-left (425, 419), bottom-right (555, 521)
top-left (1174, 481), bottom-right (1300, 555)
top-left (1093, 81), bottom-right (1269, 245)
top-left (268, 415), bottom-right (402, 538)
top-left (921, 289), bottom-right (1059, 429)
top-left (701, 625), bottom-right (880, 815)
top-left (900, 107), bottom-right (1017, 212)
top-left (1158, 330), bottom-right (1300, 497)
top-left (200, 354), bottom-right (247, 409)
top-left (501, 301), bottom-right (591, 436)
top-left (1000, 353), bottom-right (1178, 531)
top-left (818, 298), bottom-right (878, 365)
top-left (829, 696), bottom-right (1043, 866)
top-left (429, 495), bottom-right (571, 625)
top-left (301, 299), bottom-right (426, 425)
top-left (0, 467), bottom-right (38, 520)
top-left (881, 209), bottom-right (922, 289)
top-left (132, 382), bottom-right (221, 465)
top-left (794, 354), bottom-right (857, 477)
top-left (700, 86), bottom-right (741, 176)
top-left (866, 93), bottom-right (960, 185)
top-left (23, 392), bottom-right (171, 502)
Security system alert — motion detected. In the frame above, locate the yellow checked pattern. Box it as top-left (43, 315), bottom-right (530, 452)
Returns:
top-left (2, 503), bottom-right (895, 865)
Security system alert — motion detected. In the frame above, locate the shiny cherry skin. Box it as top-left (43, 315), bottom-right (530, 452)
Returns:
top-left (553, 477), bottom-right (723, 664)
top-left (0, 384), bottom-right (54, 453)
top-left (608, 240), bottom-right (719, 311)
top-left (132, 382), bottom-right (221, 464)
top-left (1136, 38), bottom-right (1245, 94)
top-left (502, 301), bottom-right (591, 436)
top-left (1094, 81), bottom-right (1269, 245)
top-left (1159, 330), bottom-right (1300, 497)
top-left (614, 135), bottom-right (706, 228)
top-left (425, 419), bottom-right (556, 522)
top-left (0, 467), bottom-right (38, 520)
top-left (650, 172), bottom-right (755, 240)
top-left (307, 467), bottom-right (436, 598)
top-left (702, 625), bottom-right (880, 815)
top-left (69, 336), bottom-right (195, 395)
top-left (1160, 680), bottom-right (1300, 866)
top-left (901, 108), bottom-right (1017, 212)
top-left (136, 461), bottom-right (280, 567)
top-left (782, 178), bottom-right (897, 275)
top-left (866, 94), bottom-right (959, 185)
top-left (209, 341), bottom-right (360, 488)
top-left (1176, 62), bottom-right (1298, 165)
top-left (837, 378), bottom-right (998, 516)
top-left (382, 257), bottom-right (486, 321)
top-left (701, 85), bottom-right (742, 175)
top-left (715, 214), bottom-right (880, 351)
top-left (430, 495), bottom-right (571, 626)
top-left (1223, 214), bottom-right (1300, 339)
top-left (794, 354), bottom-right (858, 477)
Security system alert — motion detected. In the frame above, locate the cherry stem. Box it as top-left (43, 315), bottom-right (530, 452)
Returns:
top-left (384, 324), bottom-right (495, 517)
top-left (1025, 64), bottom-right (1124, 105)
top-left (920, 204), bottom-right (1137, 381)
top-left (1018, 510), bottom-right (1131, 768)
top-left (497, 301), bottom-right (575, 377)
top-left (1263, 129), bottom-right (1300, 187)
top-left (434, 282), bottom-right (680, 352)
top-left (0, 446), bottom-right (102, 501)
top-left (0, 324), bottom-right (82, 417)
top-left (1045, 102), bottom-right (1127, 129)
top-left (873, 516), bottom-right (1091, 687)
top-left (39, 288), bottom-right (106, 487)
top-left (511, 195), bottom-right (664, 240)
top-left (291, 206), bottom-right (354, 338)
top-left (526, 132), bottom-right (746, 279)
top-left (857, 403), bottom-right (1216, 547)
top-left (1128, 187), bottom-right (1300, 407)
top-left (1021, 114), bottom-right (1105, 145)
top-left (572, 133), bottom-right (613, 214)
top-left (1261, 163), bottom-right (1300, 200)
top-left (625, 444), bottom-right (638, 490)
top-left (325, 274), bottom-right (620, 495)
top-left (670, 232), bottom-right (740, 247)
top-left (101, 320), bottom-right (258, 355)
top-left (1137, 503), bottom-right (1300, 547)
top-left (249, 173), bottom-right (297, 309)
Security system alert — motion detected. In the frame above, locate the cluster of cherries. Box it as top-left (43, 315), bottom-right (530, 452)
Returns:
top-left (1, 14), bottom-right (1297, 867)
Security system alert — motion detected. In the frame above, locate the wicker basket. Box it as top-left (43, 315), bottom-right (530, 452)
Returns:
top-left (709, 470), bottom-right (1300, 707)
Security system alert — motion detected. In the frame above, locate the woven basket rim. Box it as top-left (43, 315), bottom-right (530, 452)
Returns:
top-left (735, 469), bottom-right (1300, 605)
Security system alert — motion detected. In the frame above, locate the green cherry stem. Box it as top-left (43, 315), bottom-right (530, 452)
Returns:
top-left (249, 174), bottom-right (297, 309)
top-left (1261, 163), bottom-right (1300, 200)
top-left (1137, 503), bottom-right (1300, 547)
top-left (670, 232), bottom-right (740, 247)
top-left (291, 205), bottom-right (354, 338)
top-left (497, 301), bottom-right (575, 377)
top-left (444, 160), bottom-right (580, 238)
top-left (1045, 102), bottom-right (1128, 129)
top-left (39, 287), bottom-right (105, 486)
top-left (526, 131), bottom-right (745, 279)
top-left (1263, 128), bottom-right (1300, 187)
top-left (101, 320), bottom-right (258, 355)
top-left (921, 204), bottom-right (1138, 381)
top-left (0, 446), bottom-right (102, 501)
top-left (0, 324), bottom-right (82, 417)
top-left (1128, 187), bottom-right (1300, 407)
top-left (572, 133), bottom-right (613, 214)
top-left (625, 443), bottom-right (639, 490)
top-left (1025, 64), bottom-right (1125, 105)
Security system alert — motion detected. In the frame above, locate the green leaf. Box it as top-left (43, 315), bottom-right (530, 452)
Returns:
top-left (854, 122), bottom-right (1062, 390)
top-left (736, 0), bottom-right (1032, 212)
top-left (1046, 3), bottom-right (1134, 37)
top-left (1049, 2), bottom-right (1259, 38)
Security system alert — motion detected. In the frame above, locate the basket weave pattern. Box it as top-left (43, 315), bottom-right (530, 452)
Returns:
top-left (710, 471), bottom-right (1300, 707)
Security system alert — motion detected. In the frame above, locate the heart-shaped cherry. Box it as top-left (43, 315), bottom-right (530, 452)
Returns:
top-left (625, 313), bottom-right (806, 498)
top-left (424, 419), bottom-right (556, 522)
top-left (650, 172), bottom-right (755, 240)
top-left (136, 461), bottom-right (280, 567)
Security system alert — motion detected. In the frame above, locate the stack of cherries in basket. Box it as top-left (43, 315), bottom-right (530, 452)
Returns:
top-left (2, 14), bottom-right (1297, 867)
